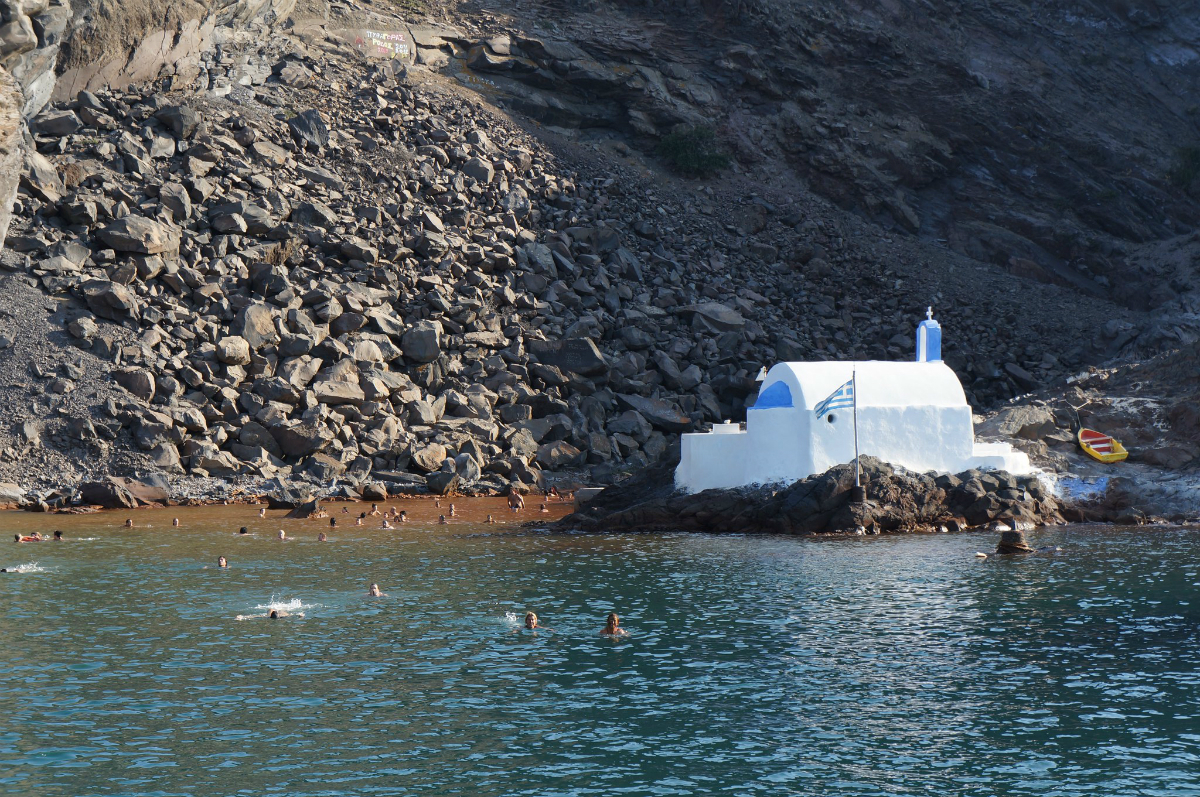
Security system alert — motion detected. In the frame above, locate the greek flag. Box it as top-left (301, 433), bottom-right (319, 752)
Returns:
top-left (814, 378), bottom-right (854, 419)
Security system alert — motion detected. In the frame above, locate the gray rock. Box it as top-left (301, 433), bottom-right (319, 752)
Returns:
top-left (402, 320), bottom-right (442, 363)
top-left (217, 336), bottom-right (252, 365)
top-left (82, 280), bottom-right (139, 321)
top-left (411, 442), bottom-right (447, 472)
top-left (97, 216), bottom-right (179, 256)
top-left (36, 109), bottom-right (81, 136)
top-left (616, 394), bottom-right (691, 432)
top-left (536, 440), bottom-right (585, 469)
top-left (303, 452), bottom-right (346, 481)
top-left (426, 470), bottom-right (460, 495)
top-left (288, 109), bottom-right (330, 150)
top-left (235, 303), bottom-right (280, 349)
top-left (290, 200), bottom-right (338, 229)
top-left (529, 338), bottom-right (607, 376)
top-left (462, 156), bottom-right (494, 183)
top-left (272, 422), bottom-right (333, 458)
top-left (155, 105), bottom-right (201, 139)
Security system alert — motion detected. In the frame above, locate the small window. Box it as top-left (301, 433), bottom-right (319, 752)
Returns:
top-left (826, 414), bottom-right (837, 423)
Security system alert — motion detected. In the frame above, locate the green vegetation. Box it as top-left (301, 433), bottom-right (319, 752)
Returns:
top-left (657, 125), bottom-right (731, 178)
top-left (1169, 146), bottom-right (1200, 188)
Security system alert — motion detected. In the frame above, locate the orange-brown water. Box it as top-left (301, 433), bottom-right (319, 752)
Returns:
top-left (2, 496), bottom-right (574, 538)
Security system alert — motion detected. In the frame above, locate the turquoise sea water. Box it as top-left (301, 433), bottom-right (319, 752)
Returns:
top-left (2, 507), bottom-right (1200, 796)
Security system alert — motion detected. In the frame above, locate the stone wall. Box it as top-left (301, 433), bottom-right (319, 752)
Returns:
top-left (0, 66), bottom-right (21, 246)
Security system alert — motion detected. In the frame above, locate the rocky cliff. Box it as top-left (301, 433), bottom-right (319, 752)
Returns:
top-left (0, 0), bottom-right (1194, 512)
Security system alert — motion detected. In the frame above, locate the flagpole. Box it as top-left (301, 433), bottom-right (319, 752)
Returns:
top-left (852, 368), bottom-right (860, 489)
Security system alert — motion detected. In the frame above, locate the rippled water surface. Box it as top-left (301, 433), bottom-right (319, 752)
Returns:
top-left (3, 506), bottom-right (1200, 796)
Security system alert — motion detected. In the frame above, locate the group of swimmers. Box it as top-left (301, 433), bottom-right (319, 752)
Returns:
top-left (521, 611), bottom-right (628, 637)
top-left (13, 530), bottom-right (64, 542)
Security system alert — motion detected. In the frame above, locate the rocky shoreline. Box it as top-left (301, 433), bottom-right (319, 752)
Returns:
top-left (559, 455), bottom-right (1199, 536)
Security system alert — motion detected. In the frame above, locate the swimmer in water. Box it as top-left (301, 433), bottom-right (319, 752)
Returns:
top-left (239, 526), bottom-right (249, 535)
top-left (318, 532), bottom-right (328, 541)
top-left (448, 504), bottom-right (456, 517)
top-left (539, 503), bottom-right (549, 513)
top-left (355, 517), bottom-right (363, 527)
top-left (218, 556), bottom-right (228, 568)
top-left (507, 488), bottom-right (524, 512)
top-left (237, 608), bottom-right (304, 620)
top-left (399, 511), bottom-right (408, 523)
top-left (390, 506), bottom-right (398, 517)
top-left (601, 612), bottom-right (629, 637)
top-left (367, 583), bottom-right (386, 597)
top-left (330, 518), bottom-right (337, 528)
top-left (172, 518), bottom-right (180, 527)
top-left (485, 514), bottom-right (495, 524)
top-left (523, 612), bottom-right (552, 631)
top-left (53, 530), bottom-right (63, 540)
top-left (124, 519), bottom-right (133, 528)
top-left (434, 499), bottom-right (441, 508)
top-left (369, 504), bottom-right (381, 516)
top-left (548, 485), bottom-right (561, 502)
top-left (258, 507), bottom-right (266, 518)
top-left (277, 529), bottom-right (287, 540)
top-left (381, 519), bottom-right (391, 529)
top-left (342, 506), bottom-right (348, 514)
top-left (438, 514), bottom-right (448, 525)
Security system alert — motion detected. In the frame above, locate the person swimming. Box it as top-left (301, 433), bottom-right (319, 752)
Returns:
top-left (53, 530), bottom-right (63, 540)
top-left (172, 518), bottom-right (180, 527)
top-left (381, 519), bottom-right (392, 529)
top-left (434, 499), bottom-right (441, 508)
top-left (507, 488), bottom-right (524, 512)
top-left (548, 485), bottom-right (561, 502)
top-left (523, 612), bottom-right (552, 631)
top-left (438, 514), bottom-right (448, 525)
top-left (330, 518), bottom-right (337, 528)
top-left (539, 503), bottom-right (549, 513)
top-left (355, 517), bottom-right (364, 526)
top-left (369, 504), bottom-right (381, 516)
top-left (258, 507), bottom-right (266, 518)
top-left (237, 608), bottom-right (303, 620)
top-left (485, 514), bottom-right (495, 524)
top-left (277, 529), bottom-right (287, 540)
top-left (318, 531), bottom-right (328, 541)
top-left (399, 510), bottom-right (408, 523)
top-left (239, 526), bottom-right (249, 535)
top-left (342, 506), bottom-right (349, 514)
top-left (218, 556), bottom-right (228, 568)
top-left (15, 533), bottom-right (41, 543)
top-left (124, 519), bottom-right (133, 528)
top-left (367, 583), bottom-right (386, 597)
top-left (448, 504), bottom-right (457, 517)
top-left (601, 612), bottom-right (629, 637)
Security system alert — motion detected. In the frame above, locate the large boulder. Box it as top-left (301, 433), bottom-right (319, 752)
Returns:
top-left (97, 216), bottom-right (179, 256)
top-left (529, 338), bottom-right (608, 376)
top-left (426, 470), bottom-right (460, 495)
top-left (402, 320), bottom-right (442, 363)
top-left (411, 442), bottom-right (447, 472)
top-left (235, 303), bottom-right (280, 349)
top-left (263, 477), bottom-right (314, 509)
top-left (113, 368), bottom-right (155, 401)
top-left (79, 479), bottom-right (136, 509)
top-left (216, 336), bottom-right (252, 365)
top-left (536, 440), bottom-right (585, 469)
top-left (616, 394), bottom-right (692, 433)
top-left (82, 280), bottom-right (139, 321)
top-left (288, 109), bottom-right (329, 149)
top-left (271, 422), bottom-right (333, 458)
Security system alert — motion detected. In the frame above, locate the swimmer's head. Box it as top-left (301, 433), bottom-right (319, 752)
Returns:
top-left (606, 612), bottom-right (619, 628)
top-left (270, 610), bottom-right (279, 619)
top-left (438, 515), bottom-right (447, 524)
top-left (124, 519), bottom-right (133, 528)
top-left (525, 612), bottom-right (538, 629)
top-left (330, 518), bottom-right (337, 527)
top-left (318, 532), bottom-right (328, 541)
top-left (239, 527), bottom-right (248, 534)
top-left (53, 530), bottom-right (63, 539)
top-left (218, 556), bottom-right (227, 567)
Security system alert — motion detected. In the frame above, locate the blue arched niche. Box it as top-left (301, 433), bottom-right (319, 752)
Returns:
top-left (751, 380), bottom-right (793, 410)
